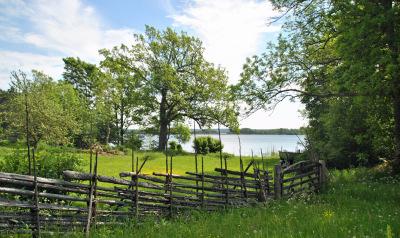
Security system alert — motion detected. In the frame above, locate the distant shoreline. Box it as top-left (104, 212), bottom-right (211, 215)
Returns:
top-left (190, 128), bottom-right (305, 135)
top-left (131, 128), bottom-right (305, 136)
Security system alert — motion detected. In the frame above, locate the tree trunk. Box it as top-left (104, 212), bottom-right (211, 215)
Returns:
top-left (120, 100), bottom-right (124, 145)
top-left (158, 89), bottom-right (169, 151)
top-left (105, 123), bottom-right (111, 145)
top-left (114, 104), bottom-right (119, 145)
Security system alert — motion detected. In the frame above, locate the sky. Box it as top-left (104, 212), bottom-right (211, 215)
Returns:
top-left (0, 0), bottom-right (306, 129)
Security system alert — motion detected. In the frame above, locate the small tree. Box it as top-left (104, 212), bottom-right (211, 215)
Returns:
top-left (8, 70), bottom-right (82, 149)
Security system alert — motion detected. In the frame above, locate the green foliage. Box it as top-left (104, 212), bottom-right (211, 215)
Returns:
top-left (126, 133), bottom-right (143, 151)
top-left (171, 123), bottom-right (191, 144)
top-left (0, 146), bottom-right (82, 179)
top-left (193, 136), bottom-right (223, 154)
top-left (8, 70), bottom-right (83, 147)
top-left (235, 1), bottom-right (400, 169)
top-left (168, 140), bottom-right (183, 155)
top-left (106, 26), bottom-right (238, 150)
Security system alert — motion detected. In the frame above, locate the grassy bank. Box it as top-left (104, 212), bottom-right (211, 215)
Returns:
top-left (62, 168), bottom-right (399, 238)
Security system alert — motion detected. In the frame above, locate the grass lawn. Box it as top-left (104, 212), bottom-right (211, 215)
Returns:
top-left (71, 167), bottom-right (399, 238)
top-left (80, 151), bottom-right (279, 177)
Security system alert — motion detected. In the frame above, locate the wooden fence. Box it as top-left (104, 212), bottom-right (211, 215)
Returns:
top-left (0, 158), bottom-right (326, 236)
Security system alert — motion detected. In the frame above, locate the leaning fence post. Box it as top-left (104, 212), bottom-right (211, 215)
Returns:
top-left (32, 148), bottom-right (40, 238)
top-left (274, 164), bottom-right (282, 199)
top-left (85, 150), bottom-right (98, 238)
top-left (169, 155), bottom-right (173, 217)
top-left (318, 160), bottom-right (328, 190)
top-left (135, 156), bottom-right (139, 218)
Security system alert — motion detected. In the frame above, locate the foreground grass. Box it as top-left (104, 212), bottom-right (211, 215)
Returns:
top-left (53, 167), bottom-right (399, 238)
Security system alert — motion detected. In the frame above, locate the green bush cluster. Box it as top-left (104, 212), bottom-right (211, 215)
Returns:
top-left (168, 141), bottom-right (183, 155)
top-left (193, 136), bottom-right (223, 154)
top-left (0, 146), bottom-right (82, 179)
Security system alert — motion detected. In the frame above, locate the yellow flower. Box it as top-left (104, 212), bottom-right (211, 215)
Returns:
top-left (323, 210), bottom-right (335, 219)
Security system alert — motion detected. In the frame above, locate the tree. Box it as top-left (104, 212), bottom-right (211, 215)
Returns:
top-left (117, 26), bottom-right (238, 150)
top-left (63, 57), bottom-right (120, 146)
top-left (99, 47), bottom-right (144, 145)
top-left (235, 1), bottom-right (400, 169)
top-left (8, 70), bottom-right (82, 148)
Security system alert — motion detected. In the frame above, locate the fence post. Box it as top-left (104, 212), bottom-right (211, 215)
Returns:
top-left (318, 160), bottom-right (328, 190)
top-left (274, 164), bottom-right (282, 199)
top-left (32, 148), bottom-right (40, 238)
top-left (85, 150), bottom-right (98, 238)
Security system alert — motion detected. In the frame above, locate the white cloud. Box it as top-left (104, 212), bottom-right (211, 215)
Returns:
top-left (170, 1), bottom-right (306, 129)
top-left (0, 50), bottom-right (63, 87)
top-left (0, 0), bottom-right (136, 88)
top-left (170, 0), bottom-right (280, 83)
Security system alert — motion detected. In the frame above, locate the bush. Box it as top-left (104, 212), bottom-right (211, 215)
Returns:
top-left (193, 136), bottom-right (223, 154)
top-left (126, 134), bottom-right (143, 151)
top-left (168, 141), bottom-right (183, 155)
top-left (0, 147), bottom-right (82, 179)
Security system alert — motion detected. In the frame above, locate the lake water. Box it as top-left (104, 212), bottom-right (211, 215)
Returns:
top-left (149, 134), bottom-right (305, 156)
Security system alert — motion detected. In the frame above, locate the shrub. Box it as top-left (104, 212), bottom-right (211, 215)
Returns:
top-left (168, 141), bottom-right (183, 155)
top-left (0, 146), bottom-right (82, 179)
top-left (193, 136), bottom-right (223, 154)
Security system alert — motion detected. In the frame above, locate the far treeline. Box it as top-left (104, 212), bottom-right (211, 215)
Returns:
top-left (0, 0), bottom-right (399, 172)
top-left (178, 128), bottom-right (305, 135)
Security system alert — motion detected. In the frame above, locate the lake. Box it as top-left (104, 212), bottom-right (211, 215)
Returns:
top-left (161, 134), bottom-right (305, 156)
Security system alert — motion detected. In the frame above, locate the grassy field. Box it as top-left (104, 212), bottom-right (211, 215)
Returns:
top-left (1, 145), bottom-right (399, 237)
top-left (80, 150), bottom-right (279, 177)
top-left (65, 167), bottom-right (398, 238)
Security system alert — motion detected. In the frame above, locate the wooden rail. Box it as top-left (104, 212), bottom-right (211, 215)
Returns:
top-left (0, 159), bottom-right (326, 236)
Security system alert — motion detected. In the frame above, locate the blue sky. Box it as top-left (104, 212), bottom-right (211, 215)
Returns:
top-left (0, 0), bottom-right (305, 129)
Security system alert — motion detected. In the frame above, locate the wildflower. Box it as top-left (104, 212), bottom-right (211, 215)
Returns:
top-left (323, 210), bottom-right (334, 220)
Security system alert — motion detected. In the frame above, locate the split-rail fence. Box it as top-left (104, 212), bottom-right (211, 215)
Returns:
top-left (0, 156), bottom-right (327, 236)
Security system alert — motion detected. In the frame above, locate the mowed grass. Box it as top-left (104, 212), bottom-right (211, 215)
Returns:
top-left (58, 167), bottom-right (398, 238)
top-left (80, 151), bottom-right (279, 177)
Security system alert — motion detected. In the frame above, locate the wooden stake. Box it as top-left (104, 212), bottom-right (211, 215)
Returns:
top-left (201, 156), bottom-right (205, 209)
top-left (218, 123), bottom-right (223, 174)
top-left (135, 156), bottom-right (139, 218)
top-left (169, 155), bottom-right (173, 217)
top-left (85, 150), bottom-right (98, 238)
top-left (260, 148), bottom-right (265, 171)
top-left (193, 120), bottom-right (199, 197)
top-left (32, 148), bottom-right (40, 238)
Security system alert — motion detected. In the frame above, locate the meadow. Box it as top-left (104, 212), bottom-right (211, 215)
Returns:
top-left (79, 150), bottom-right (279, 177)
top-left (0, 145), bottom-right (399, 237)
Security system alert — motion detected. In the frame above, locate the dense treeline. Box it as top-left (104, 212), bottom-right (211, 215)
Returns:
top-left (236, 0), bottom-right (400, 170)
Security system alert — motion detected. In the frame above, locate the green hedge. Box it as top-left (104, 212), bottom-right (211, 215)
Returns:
top-left (193, 136), bottom-right (223, 154)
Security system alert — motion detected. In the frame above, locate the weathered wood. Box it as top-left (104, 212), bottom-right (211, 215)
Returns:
top-left (185, 172), bottom-right (258, 184)
top-left (274, 164), bottom-right (282, 199)
top-left (0, 187), bottom-right (87, 202)
top-left (0, 172), bottom-right (90, 189)
top-left (63, 171), bottom-right (131, 186)
top-left (282, 161), bottom-right (319, 174)
top-left (152, 173), bottom-right (258, 188)
top-left (85, 151), bottom-right (98, 238)
top-left (318, 160), bottom-right (328, 189)
top-left (282, 170), bottom-right (317, 183)
top-left (215, 168), bottom-right (256, 178)
top-left (282, 176), bottom-right (319, 190)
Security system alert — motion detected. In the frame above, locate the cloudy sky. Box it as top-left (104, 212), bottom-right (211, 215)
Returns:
top-left (0, 0), bottom-right (306, 129)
